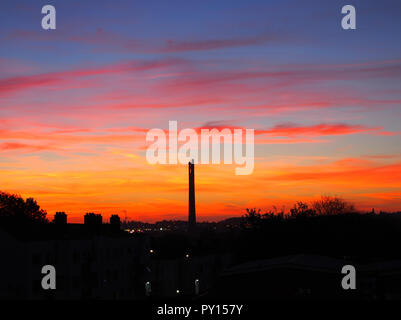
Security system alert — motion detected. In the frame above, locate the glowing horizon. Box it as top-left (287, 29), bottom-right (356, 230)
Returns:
top-left (1, 0), bottom-right (401, 222)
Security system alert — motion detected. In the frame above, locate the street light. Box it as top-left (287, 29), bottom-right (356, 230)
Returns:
top-left (195, 279), bottom-right (200, 295)
top-left (145, 281), bottom-right (151, 296)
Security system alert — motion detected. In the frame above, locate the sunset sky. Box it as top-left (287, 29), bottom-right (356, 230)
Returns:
top-left (1, 0), bottom-right (401, 222)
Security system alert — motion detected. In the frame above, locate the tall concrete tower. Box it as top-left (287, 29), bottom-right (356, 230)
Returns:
top-left (188, 160), bottom-right (196, 230)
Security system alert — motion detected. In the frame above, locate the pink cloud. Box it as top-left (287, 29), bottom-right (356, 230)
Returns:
top-left (0, 142), bottom-right (54, 152)
top-left (0, 58), bottom-right (186, 96)
top-left (257, 123), bottom-right (383, 137)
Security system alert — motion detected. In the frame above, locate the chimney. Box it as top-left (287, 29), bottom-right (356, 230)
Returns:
top-left (188, 160), bottom-right (196, 231)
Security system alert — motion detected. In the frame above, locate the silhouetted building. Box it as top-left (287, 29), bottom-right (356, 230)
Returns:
top-left (53, 212), bottom-right (67, 225)
top-left (110, 215), bottom-right (121, 231)
top-left (84, 213), bottom-right (102, 226)
top-left (188, 160), bottom-right (196, 231)
top-left (205, 254), bottom-right (401, 300)
top-left (0, 223), bottom-right (151, 299)
top-left (207, 254), bottom-right (362, 300)
top-left (149, 253), bottom-right (232, 298)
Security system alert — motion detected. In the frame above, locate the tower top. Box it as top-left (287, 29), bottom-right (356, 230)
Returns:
top-left (188, 160), bottom-right (196, 230)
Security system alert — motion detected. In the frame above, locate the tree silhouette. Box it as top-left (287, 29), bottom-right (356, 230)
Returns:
top-left (290, 201), bottom-right (316, 218)
top-left (242, 196), bottom-right (357, 230)
top-left (0, 191), bottom-right (48, 227)
top-left (312, 196), bottom-right (356, 215)
top-left (242, 208), bottom-right (262, 229)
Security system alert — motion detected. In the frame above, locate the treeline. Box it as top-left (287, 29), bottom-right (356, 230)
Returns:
top-left (242, 196), bottom-right (358, 229)
top-left (236, 196), bottom-right (401, 262)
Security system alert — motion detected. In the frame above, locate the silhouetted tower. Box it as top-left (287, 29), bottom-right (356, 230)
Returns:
top-left (188, 160), bottom-right (196, 230)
